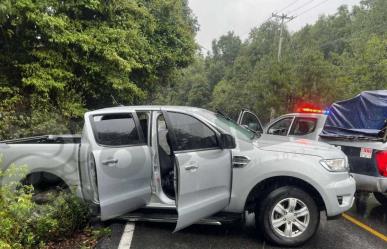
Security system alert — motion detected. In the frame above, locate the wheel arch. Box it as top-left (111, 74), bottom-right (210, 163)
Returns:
top-left (1, 153), bottom-right (80, 189)
top-left (244, 176), bottom-right (326, 213)
top-left (22, 171), bottom-right (70, 190)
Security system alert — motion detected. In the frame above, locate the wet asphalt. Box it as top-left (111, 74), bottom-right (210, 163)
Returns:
top-left (99, 194), bottom-right (386, 249)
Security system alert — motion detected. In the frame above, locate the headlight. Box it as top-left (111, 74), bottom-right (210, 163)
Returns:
top-left (320, 158), bottom-right (348, 172)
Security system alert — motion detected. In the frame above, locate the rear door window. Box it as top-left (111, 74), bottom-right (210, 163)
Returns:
top-left (289, 117), bottom-right (317, 136)
top-left (92, 113), bottom-right (141, 146)
top-left (267, 117), bottom-right (294, 136)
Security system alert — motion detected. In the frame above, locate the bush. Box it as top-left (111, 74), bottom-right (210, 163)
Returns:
top-left (35, 192), bottom-right (90, 241)
top-left (0, 164), bottom-right (91, 248)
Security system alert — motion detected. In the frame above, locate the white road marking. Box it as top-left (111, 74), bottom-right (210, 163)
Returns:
top-left (118, 222), bottom-right (135, 249)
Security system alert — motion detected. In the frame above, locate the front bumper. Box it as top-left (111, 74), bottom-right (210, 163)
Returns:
top-left (324, 175), bottom-right (356, 217)
top-left (352, 173), bottom-right (387, 193)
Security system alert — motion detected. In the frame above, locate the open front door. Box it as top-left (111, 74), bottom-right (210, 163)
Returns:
top-left (162, 110), bottom-right (233, 231)
top-left (82, 111), bottom-right (152, 221)
top-left (237, 109), bottom-right (263, 133)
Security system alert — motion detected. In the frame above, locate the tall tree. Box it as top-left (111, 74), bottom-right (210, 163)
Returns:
top-left (0, 0), bottom-right (197, 138)
top-left (206, 32), bottom-right (242, 89)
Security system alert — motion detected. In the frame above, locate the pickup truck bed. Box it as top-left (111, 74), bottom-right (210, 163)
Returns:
top-left (1, 135), bottom-right (81, 144)
top-left (0, 135), bottom-right (81, 190)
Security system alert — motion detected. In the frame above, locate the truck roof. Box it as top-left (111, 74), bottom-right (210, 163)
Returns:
top-left (87, 105), bottom-right (207, 114)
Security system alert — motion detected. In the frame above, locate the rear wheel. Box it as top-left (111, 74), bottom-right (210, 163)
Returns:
top-left (374, 192), bottom-right (387, 207)
top-left (23, 173), bottom-right (69, 204)
top-left (256, 186), bottom-right (320, 246)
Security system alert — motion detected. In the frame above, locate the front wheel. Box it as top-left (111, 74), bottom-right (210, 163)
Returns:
top-left (256, 186), bottom-right (320, 246)
top-left (374, 192), bottom-right (387, 207)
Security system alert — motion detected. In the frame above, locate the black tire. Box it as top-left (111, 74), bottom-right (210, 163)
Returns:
top-left (255, 186), bottom-right (320, 247)
top-left (22, 173), bottom-right (69, 204)
top-left (374, 192), bottom-right (387, 207)
top-left (32, 187), bottom-right (67, 204)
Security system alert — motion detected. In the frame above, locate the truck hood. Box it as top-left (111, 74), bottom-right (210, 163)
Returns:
top-left (254, 134), bottom-right (344, 159)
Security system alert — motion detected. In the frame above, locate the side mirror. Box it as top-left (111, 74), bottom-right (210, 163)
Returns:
top-left (219, 133), bottom-right (236, 149)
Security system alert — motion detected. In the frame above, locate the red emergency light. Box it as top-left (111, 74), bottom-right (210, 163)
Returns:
top-left (297, 107), bottom-right (329, 114)
top-left (295, 103), bottom-right (330, 115)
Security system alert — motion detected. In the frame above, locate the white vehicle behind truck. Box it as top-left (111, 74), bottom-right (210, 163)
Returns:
top-left (0, 106), bottom-right (355, 246)
top-left (238, 91), bottom-right (387, 207)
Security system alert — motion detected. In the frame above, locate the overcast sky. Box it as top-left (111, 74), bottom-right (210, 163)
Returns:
top-left (188, 0), bottom-right (362, 52)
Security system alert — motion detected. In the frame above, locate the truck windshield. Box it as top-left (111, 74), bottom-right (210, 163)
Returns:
top-left (199, 110), bottom-right (256, 141)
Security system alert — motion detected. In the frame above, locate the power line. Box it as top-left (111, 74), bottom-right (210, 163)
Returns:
top-left (293, 0), bottom-right (330, 18)
top-left (262, 14), bottom-right (275, 24)
top-left (269, 0), bottom-right (301, 23)
top-left (239, 13), bottom-right (274, 41)
top-left (240, 0), bottom-right (303, 41)
top-left (277, 0), bottom-right (301, 13)
top-left (287, 0), bottom-right (317, 15)
top-left (240, 0), bottom-right (323, 42)
top-left (240, 0), bottom-right (306, 41)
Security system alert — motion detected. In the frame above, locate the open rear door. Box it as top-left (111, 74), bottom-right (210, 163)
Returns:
top-left (81, 110), bottom-right (152, 220)
top-left (162, 110), bottom-right (233, 231)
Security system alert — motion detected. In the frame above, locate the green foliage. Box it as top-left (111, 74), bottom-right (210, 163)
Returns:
top-left (0, 161), bottom-right (91, 248)
top-left (155, 0), bottom-right (387, 122)
top-left (0, 0), bottom-right (197, 139)
top-left (34, 192), bottom-right (90, 241)
top-left (153, 56), bottom-right (211, 107)
top-left (90, 226), bottom-right (112, 240)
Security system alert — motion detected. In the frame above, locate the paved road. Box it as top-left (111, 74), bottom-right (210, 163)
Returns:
top-left (347, 193), bottom-right (386, 236)
top-left (98, 195), bottom-right (386, 249)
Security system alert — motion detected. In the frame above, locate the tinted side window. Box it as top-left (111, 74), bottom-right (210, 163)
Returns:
top-left (267, 117), bottom-right (293, 136)
top-left (241, 112), bottom-right (262, 132)
top-left (168, 112), bottom-right (218, 151)
top-left (93, 113), bottom-right (140, 146)
top-left (290, 117), bottom-right (317, 136)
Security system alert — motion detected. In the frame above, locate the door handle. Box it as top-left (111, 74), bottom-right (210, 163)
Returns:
top-left (184, 162), bottom-right (199, 171)
top-left (102, 159), bottom-right (118, 167)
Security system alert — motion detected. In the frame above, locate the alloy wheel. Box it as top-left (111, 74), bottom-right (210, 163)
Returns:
top-left (270, 197), bottom-right (310, 238)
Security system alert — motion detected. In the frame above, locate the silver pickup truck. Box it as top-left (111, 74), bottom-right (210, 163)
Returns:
top-left (0, 106), bottom-right (355, 246)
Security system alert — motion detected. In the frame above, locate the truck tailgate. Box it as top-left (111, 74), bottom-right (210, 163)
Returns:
top-left (340, 146), bottom-right (380, 177)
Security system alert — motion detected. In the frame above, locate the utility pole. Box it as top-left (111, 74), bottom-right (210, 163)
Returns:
top-left (272, 13), bottom-right (294, 61)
